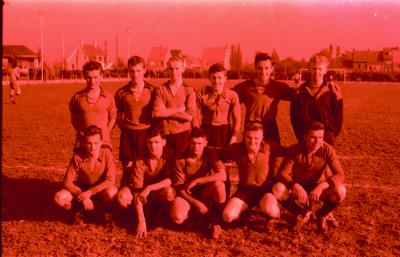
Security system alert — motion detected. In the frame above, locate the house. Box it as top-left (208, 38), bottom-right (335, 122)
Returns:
top-left (66, 42), bottom-right (112, 71)
top-left (352, 50), bottom-right (383, 71)
top-left (383, 47), bottom-right (400, 72)
top-left (147, 47), bottom-right (171, 71)
top-left (202, 46), bottom-right (231, 70)
top-left (2, 45), bottom-right (39, 76)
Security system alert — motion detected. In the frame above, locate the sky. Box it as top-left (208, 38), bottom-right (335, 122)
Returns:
top-left (3, 0), bottom-right (400, 65)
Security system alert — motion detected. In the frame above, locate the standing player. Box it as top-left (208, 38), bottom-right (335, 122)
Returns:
top-left (290, 54), bottom-right (343, 146)
top-left (169, 128), bottom-right (226, 238)
top-left (54, 125), bottom-right (118, 224)
top-left (232, 52), bottom-right (296, 143)
top-left (69, 61), bottom-right (117, 150)
top-left (8, 57), bottom-right (21, 104)
top-left (196, 63), bottom-right (241, 148)
top-left (114, 56), bottom-right (155, 186)
top-left (222, 122), bottom-right (285, 226)
top-left (153, 55), bottom-right (196, 154)
top-left (272, 121), bottom-right (346, 233)
top-left (116, 129), bottom-right (176, 238)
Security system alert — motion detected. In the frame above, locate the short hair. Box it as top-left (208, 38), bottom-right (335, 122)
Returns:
top-left (189, 127), bottom-right (207, 140)
top-left (254, 52), bottom-right (273, 67)
top-left (147, 127), bottom-right (167, 140)
top-left (244, 121), bottom-right (264, 133)
top-left (83, 61), bottom-right (103, 74)
top-left (304, 121), bottom-right (325, 134)
top-left (309, 54), bottom-right (329, 67)
top-left (208, 63), bottom-right (226, 77)
top-left (167, 55), bottom-right (185, 67)
top-left (83, 125), bottom-right (103, 139)
top-left (128, 56), bottom-right (146, 68)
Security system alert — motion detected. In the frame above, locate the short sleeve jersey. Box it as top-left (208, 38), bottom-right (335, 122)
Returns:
top-left (153, 81), bottom-right (196, 134)
top-left (130, 147), bottom-right (175, 189)
top-left (223, 141), bottom-right (285, 188)
top-left (172, 147), bottom-right (224, 187)
top-left (232, 79), bottom-right (295, 122)
top-left (69, 88), bottom-right (117, 143)
top-left (277, 142), bottom-right (345, 189)
top-left (114, 81), bottom-right (155, 130)
top-left (196, 86), bottom-right (240, 132)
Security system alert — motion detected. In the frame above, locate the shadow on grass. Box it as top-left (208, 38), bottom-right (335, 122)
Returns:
top-left (1, 175), bottom-right (67, 222)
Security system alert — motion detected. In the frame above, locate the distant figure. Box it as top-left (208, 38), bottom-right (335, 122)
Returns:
top-left (114, 56), bottom-right (155, 186)
top-left (8, 58), bottom-right (21, 104)
top-left (153, 55), bottom-right (196, 154)
top-left (232, 52), bottom-right (296, 143)
top-left (170, 128), bottom-right (226, 239)
top-left (196, 63), bottom-right (241, 148)
top-left (69, 61), bottom-right (117, 150)
top-left (290, 54), bottom-right (343, 146)
top-left (272, 121), bottom-right (346, 233)
top-left (116, 129), bottom-right (176, 238)
top-left (292, 73), bottom-right (301, 87)
top-left (54, 125), bottom-right (118, 225)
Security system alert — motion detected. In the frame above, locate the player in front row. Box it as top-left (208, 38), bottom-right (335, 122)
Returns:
top-left (222, 122), bottom-right (285, 226)
top-left (272, 121), bottom-right (346, 233)
top-left (114, 56), bottom-right (156, 187)
top-left (69, 61), bottom-right (117, 150)
top-left (153, 55), bottom-right (196, 154)
top-left (117, 129), bottom-right (176, 238)
top-left (196, 63), bottom-right (241, 148)
top-left (170, 128), bottom-right (227, 238)
top-left (54, 125), bottom-right (118, 224)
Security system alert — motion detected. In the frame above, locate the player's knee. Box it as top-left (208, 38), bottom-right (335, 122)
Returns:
top-left (272, 182), bottom-right (289, 201)
top-left (160, 187), bottom-right (176, 202)
top-left (330, 183), bottom-right (346, 203)
top-left (222, 206), bottom-right (239, 223)
top-left (170, 198), bottom-right (189, 224)
top-left (54, 189), bottom-right (73, 209)
top-left (117, 187), bottom-right (133, 208)
top-left (260, 193), bottom-right (280, 219)
top-left (102, 186), bottom-right (118, 202)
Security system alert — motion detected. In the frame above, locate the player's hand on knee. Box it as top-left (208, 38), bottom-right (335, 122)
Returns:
top-left (82, 198), bottom-right (94, 211)
top-left (135, 221), bottom-right (147, 238)
top-left (310, 182), bottom-right (328, 202)
top-left (138, 188), bottom-right (150, 204)
top-left (77, 190), bottom-right (93, 202)
top-left (293, 183), bottom-right (309, 207)
top-left (195, 201), bottom-right (208, 215)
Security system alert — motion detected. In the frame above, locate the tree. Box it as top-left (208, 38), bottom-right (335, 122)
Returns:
top-left (229, 43), bottom-right (243, 71)
top-left (271, 48), bottom-right (280, 65)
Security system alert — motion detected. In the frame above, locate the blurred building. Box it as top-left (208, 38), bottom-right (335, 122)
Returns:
top-left (2, 45), bottom-right (39, 77)
top-left (66, 41), bottom-right (112, 71)
top-left (202, 46), bottom-right (231, 70)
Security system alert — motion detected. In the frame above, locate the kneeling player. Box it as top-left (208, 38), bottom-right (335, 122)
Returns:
top-left (169, 128), bottom-right (226, 238)
top-left (272, 121), bottom-right (346, 233)
top-left (117, 129), bottom-right (176, 238)
top-left (222, 122), bottom-right (285, 227)
top-left (54, 125), bottom-right (118, 224)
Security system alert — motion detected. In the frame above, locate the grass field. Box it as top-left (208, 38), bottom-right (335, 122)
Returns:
top-left (2, 80), bottom-right (400, 256)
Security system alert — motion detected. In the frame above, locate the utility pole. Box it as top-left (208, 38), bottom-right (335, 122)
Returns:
top-left (39, 11), bottom-right (44, 83)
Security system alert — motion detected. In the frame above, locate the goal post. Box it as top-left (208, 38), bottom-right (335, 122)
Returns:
top-left (299, 68), bottom-right (347, 84)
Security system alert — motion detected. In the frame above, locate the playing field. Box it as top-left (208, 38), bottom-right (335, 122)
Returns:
top-left (2, 80), bottom-right (400, 256)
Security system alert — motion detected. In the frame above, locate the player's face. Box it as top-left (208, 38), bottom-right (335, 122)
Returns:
top-left (84, 69), bottom-right (102, 90)
top-left (209, 71), bottom-right (226, 93)
top-left (129, 64), bottom-right (146, 85)
top-left (189, 137), bottom-right (207, 157)
top-left (255, 60), bottom-right (274, 83)
top-left (244, 130), bottom-right (263, 152)
top-left (147, 135), bottom-right (166, 157)
top-left (168, 60), bottom-right (185, 81)
top-left (304, 129), bottom-right (324, 153)
top-left (310, 62), bottom-right (328, 86)
top-left (85, 134), bottom-right (102, 157)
